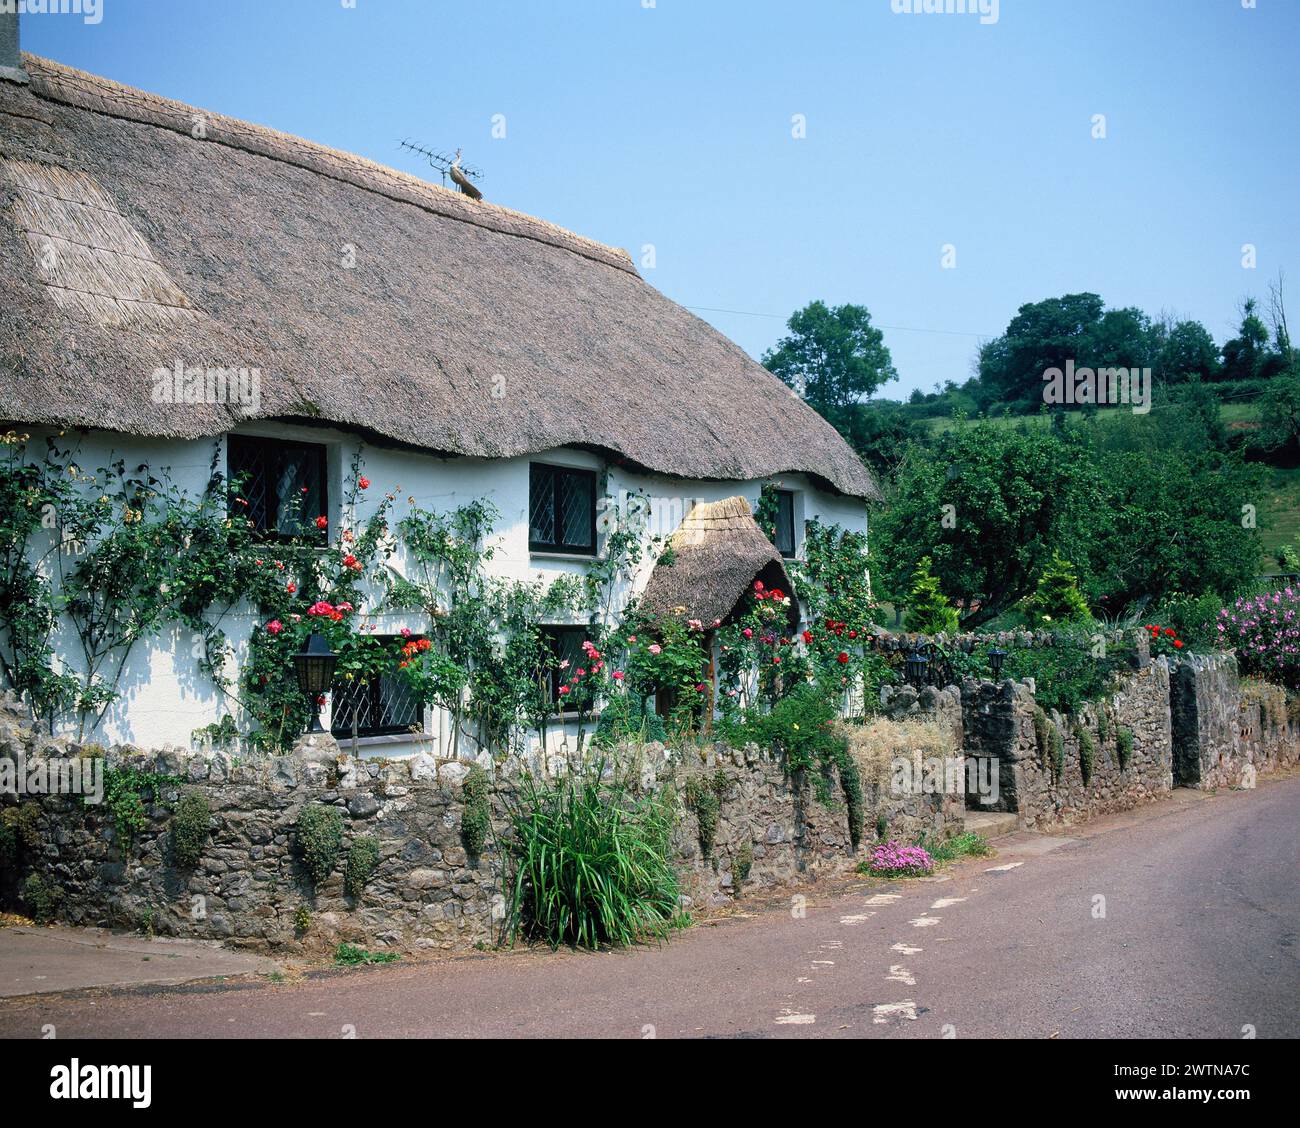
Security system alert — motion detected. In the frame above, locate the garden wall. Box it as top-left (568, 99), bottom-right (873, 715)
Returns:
top-left (0, 698), bottom-right (955, 955)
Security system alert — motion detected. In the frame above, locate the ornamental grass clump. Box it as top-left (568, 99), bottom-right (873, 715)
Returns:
top-left (866, 840), bottom-right (934, 878)
top-left (503, 759), bottom-right (681, 950)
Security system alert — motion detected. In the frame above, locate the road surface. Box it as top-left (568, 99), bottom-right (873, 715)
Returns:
top-left (2, 776), bottom-right (1296, 1039)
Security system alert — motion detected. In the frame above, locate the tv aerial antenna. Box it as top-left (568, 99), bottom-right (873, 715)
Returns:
top-left (399, 140), bottom-right (484, 201)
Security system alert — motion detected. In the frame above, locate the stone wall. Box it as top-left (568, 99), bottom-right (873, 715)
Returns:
top-left (0, 702), bottom-right (955, 955)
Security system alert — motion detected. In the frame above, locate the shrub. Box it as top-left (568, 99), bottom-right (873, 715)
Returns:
top-left (99, 766), bottom-right (178, 850)
top-left (1033, 707), bottom-right (1051, 761)
top-left (1027, 555), bottom-right (1093, 626)
top-left (733, 839), bottom-right (753, 892)
top-left (170, 794), bottom-right (210, 869)
top-left (750, 683), bottom-right (843, 773)
top-left (460, 765), bottom-right (492, 857)
top-left (1218, 587), bottom-right (1300, 689)
top-left (296, 804), bottom-right (344, 888)
top-left (683, 770), bottom-right (728, 860)
top-left (1048, 722), bottom-right (1065, 784)
top-left (594, 693), bottom-right (667, 747)
top-left (293, 905), bottom-right (311, 938)
top-left (864, 840), bottom-right (934, 877)
top-left (906, 556), bottom-right (960, 634)
top-left (1096, 706), bottom-right (1111, 743)
top-left (1116, 727), bottom-right (1134, 770)
top-left (0, 810), bottom-right (15, 869)
top-left (1004, 642), bottom-right (1130, 716)
top-left (343, 836), bottom-right (380, 899)
top-left (503, 759), bottom-right (681, 950)
top-left (21, 872), bottom-right (59, 924)
top-left (834, 747), bottom-right (865, 851)
top-left (1078, 727), bottom-right (1096, 786)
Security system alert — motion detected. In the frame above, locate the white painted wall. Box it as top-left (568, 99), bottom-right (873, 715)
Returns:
top-left (17, 425), bottom-right (867, 755)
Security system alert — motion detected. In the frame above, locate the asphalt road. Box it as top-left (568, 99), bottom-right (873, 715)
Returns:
top-left (2, 777), bottom-right (1296, 1039)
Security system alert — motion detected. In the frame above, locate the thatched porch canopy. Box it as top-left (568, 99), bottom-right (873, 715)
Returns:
top-left (0, 55), bottom-right (880, 501)
top-left (639, 496), bottom-right (799, 631)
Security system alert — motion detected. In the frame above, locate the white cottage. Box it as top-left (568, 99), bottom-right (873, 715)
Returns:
top-left (0, 34), bottom-right (878, 758)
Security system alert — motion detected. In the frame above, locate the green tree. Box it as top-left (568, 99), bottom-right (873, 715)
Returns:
top-left (906, 556), bottom-right (959, 634)
top-left (976, 293), bottom-right (1107, 411)
top-left (1158, 320), bottom-right (1220, 384)
top-left (1258, 376), bottom-right (1300, 451)
top-left (762, 301), bottom-right (898, 424)
top-left (871, 422), bottom-right (1099, 627)
top-left (1220, 298), bottom-right (1280, 383)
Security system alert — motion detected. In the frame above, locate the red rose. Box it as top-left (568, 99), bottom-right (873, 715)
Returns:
top-left (837, 652), bottom-right (849, 664)
top-left (315, 516), bottom-right (328, 530)
top-left (358, 477), bottom-right (370, 490)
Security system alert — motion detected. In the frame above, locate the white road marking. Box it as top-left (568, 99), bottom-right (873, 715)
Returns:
top-left (986, 862), bottom-right (1023, 872)
top-left (908, 916), bottom-right (941, 928)
top-left (887, 964), bottom-right (917, 986)
top-left (930, 897), bottom-right (967, 909)
top-left (811, 959), bottom-right (835, 967)
top-left (820, 940), bottom-right (844, 950)
top-left (840, 913), bottom-right (875, 925)
top-left (796, 977), bottom-right (812, 983)
top-left (873, 1001), bottom-right (918, 1024)
top-left (775, 1011), bottom-right (816, 1025)
top-left (865, 894), bottom-right (902, 905)
top-left (891, 942), bottom-right (923, 955)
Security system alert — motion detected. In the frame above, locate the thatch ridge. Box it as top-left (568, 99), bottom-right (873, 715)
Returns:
top-left (0, 56), bottom-right (881, 500)
top-left (640, 497), bottom-right (800, 630)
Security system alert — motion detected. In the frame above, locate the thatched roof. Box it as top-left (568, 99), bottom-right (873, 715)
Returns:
top-left (0, 55), bottom-right (880, 500)
top-left (639, 496), bottom-right (799, 630)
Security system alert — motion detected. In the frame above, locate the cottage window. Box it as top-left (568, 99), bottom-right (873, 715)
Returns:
top-left (331, 641), bottom-right (426, 739)
top-left (773, 489), bottom-right (796, 558)
top-left (227, 436), bottom-right (328, 541)
top-left (542, 626), bottom-right (589, 710)
top-left (529, 463), bottom-right (597, 555)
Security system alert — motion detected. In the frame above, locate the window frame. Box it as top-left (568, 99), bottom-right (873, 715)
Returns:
top-left (773, 489), bottom-right (797, 559)
top-left (226, 434), bottom-right (329, 544)
top-left (330, 637), bottom-right (427, 739)
top-left (528, 462), bottom-right (598, 556)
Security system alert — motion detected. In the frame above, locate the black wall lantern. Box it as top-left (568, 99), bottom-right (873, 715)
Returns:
top-left (905, 649), bottom-right (929, 689)
top-left (293, 632), bottom-right (338, 734)
top-left (988, 646), bottom-right (1007, 680)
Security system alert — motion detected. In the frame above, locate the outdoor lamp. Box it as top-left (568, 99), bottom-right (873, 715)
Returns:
top-left (989, 646), bottom-right (1007, 680)
top-left (905, 649), bottom-right (929, 689)
top-left (293, 632), bottom-right (338, 733)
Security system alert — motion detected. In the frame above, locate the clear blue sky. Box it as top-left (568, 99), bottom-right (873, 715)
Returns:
top-left (22, 0), bottom-right (1300, 398)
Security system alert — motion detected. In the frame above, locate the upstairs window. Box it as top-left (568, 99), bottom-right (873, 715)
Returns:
top-left (331, 640), bottom-right (426, 739)
top-left (773, 489), bottom-right (796, 558)
top-left (228, 436), bottom-right (328, 542)
top-left (529, 463), bottom-right (597, 555)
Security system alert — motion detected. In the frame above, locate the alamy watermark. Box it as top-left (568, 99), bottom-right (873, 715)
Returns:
top-left (1, 751), bottom-right (103, 805)
top-left (1042, 359), bottom-right (1151, 415)
top-left (151, 360), bottom-right (261, 411)
top-left (891, 752), bottom-right (1000, 806)
top-left (0, 0), bottom-right (103, 26)
top-left (890, 0), bottom-right (999, 26)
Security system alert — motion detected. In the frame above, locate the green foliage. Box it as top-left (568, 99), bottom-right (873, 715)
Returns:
top-left (1116, 727), bottom-right (1134, 770)
top-left (1078, 726), bottom-right (1096, 786)
top-left (875, 812), bottom-right (889, 841)
top-left (683, 770), bottom-right (729, 860)
top-left (906, 556), bottom-right (960, 634)
top-left (296, 804), bottom-right (344, 888)
top-left (733, 839), bottom-right (753, 891)
top-left (762, 300), bottom-right (898, 421)
top-left (1258, 376), bottom-right (1300, 452)
top-left (170, 794), bottom-right (210, 870)
top-left (594, 691), bottom-right (667, 747)
top-left (293, 905), bottom-right (311, 938)
top-left (343, 836), bottom-right (380, 899)
top-left (1033, 708), bottom-right (1051, 761)
top-left (460, 766), bottom-right (492, 857)
top-left (98, 766), bottom-right (178, 850)
top-left (1003, 641), bottom-right (1130, 716)
top-left (873, 423), bottom-right (1095, 628)
top-left (503, 760), bottom-right (682, 950)
top-left (1027, 555), bottom-right (1092, 626)
top-left (834, 744), bottom-right (865, 851)
top-left (333, 942), bottom-right (399, 966)
top-left (21, 872), bottom-right (60, 924)
top-left (1048, 723), bottom-right (1065, 784)
top-left (1096, 706), bottom-right (1111, 744)
top-left (748, 683), bottom-right (844, 774)
top-left (922, 831), bottom-right (992, 862)
top-left (0, 808), bottom-right (18, 868)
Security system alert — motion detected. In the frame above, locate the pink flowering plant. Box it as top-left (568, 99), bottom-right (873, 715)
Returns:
top-left (866, 841), bottom-right (935, 878)
top-left (1218, 586), bottom-right (1300, 689)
